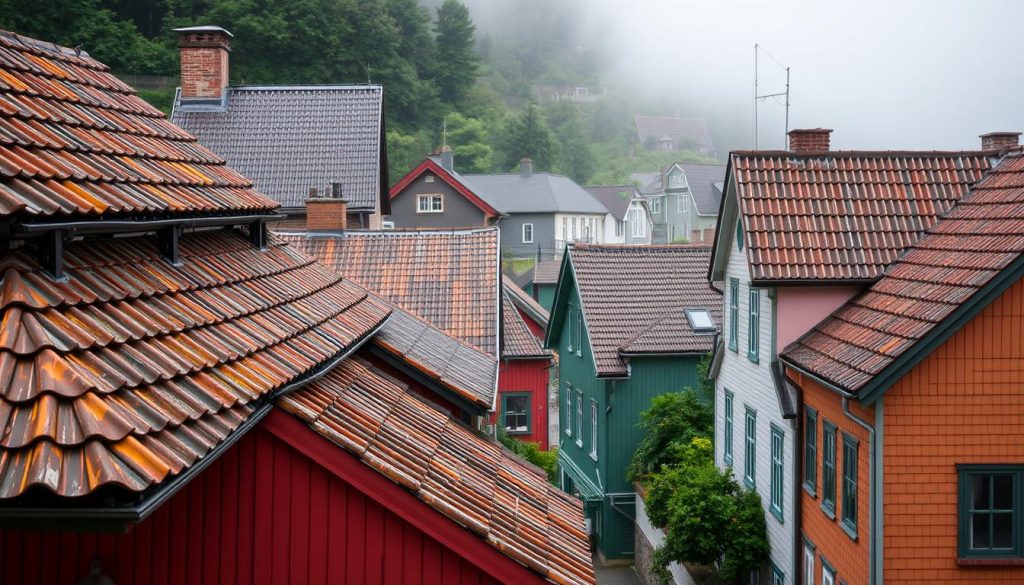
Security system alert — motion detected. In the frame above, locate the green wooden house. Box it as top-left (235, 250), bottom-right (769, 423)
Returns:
top-left (544, 244), bottom-right (721, 563)
top-left (516, 259), bottom-right (560, 310)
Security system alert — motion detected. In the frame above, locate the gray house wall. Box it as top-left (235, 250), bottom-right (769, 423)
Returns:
top-left (497, 212), bottom-right (555, 260)
top-left (389, 172), bottom-right (490, 228)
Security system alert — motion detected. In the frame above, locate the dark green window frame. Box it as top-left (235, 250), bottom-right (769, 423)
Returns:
top-left (771, 562), bottom-right (785, 585)
top-left (804, 406), bottom-right (818, 496)
top-left (957, 465), bottom-right (1022, 559)
top-left (723, 390), bottom-right (734, 466)
top-left (729, 278), bottom-right (739, 352)
top-left (747, 288), bottom-right (760, 363)
top-left (841, 433), bottom-right (859, 539)
top-left (770, 424), bottom-right (785, 522)
top-left (502, 392), bottom-right (532, 435)
top-left (744, 406), bottom-right (757, 488)
top-left (822, 420), bottom-right (837, 518)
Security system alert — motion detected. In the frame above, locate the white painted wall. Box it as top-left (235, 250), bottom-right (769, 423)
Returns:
top-left (714, 215), bottom-right (797, 583)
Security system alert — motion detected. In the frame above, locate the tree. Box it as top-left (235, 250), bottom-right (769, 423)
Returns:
top-left (547, 103), bottom-right (596, 183)
top-left (498, 104), bottom-right (556, 171)
top-left (444, 112), bottom-right (493, 173)
top-left (627, 388), bottom-right (713, 480)
top-left (432, 0), bottom-right (478, 106)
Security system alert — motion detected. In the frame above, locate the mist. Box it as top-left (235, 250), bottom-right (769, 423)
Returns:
top-left (454, 0), bottom-right (1024, 153)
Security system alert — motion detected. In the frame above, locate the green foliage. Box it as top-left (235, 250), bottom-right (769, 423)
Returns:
top-left (546, 102), bottom-right (596, 184)
top-left (498, 104), bottom-right (556, 171)
top-left (672, 237), bottom-right (691, 245)
top-left (497, 429), bottom-right (557, 484)
top-left (645, 439), bottom-right (770, 583)
top-left (444, 112), bottom-right (493, 174)
top-left (628, 383), bottom-right (713, 480)
top-left (386, 127), bottom-right (434, 185)
top-left (432, 0), bottom-right (478, 106)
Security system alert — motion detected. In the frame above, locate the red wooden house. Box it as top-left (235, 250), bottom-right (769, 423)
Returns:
top-left (0, 30), bottom-right (594, 585)
top-left (501, 276), bottom-right (555, 448)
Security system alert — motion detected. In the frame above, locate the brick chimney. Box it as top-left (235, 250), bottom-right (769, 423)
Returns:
top-left (175, 26), bottom-right (232, 101)
top-left (520, 157), bottom-right (533, 176)
top-left (788, 128), bottom-right (832, 153)
top-left (306, 184), bottom-right (348, 231)
top-left (980, 132), bottom-right (1021, 151)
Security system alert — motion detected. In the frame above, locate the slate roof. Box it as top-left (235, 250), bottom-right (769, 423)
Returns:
top-left (676, 162), bottom-right (727, 215)
top-left (503, 274), bottom-right (550, 329)
top-left (171, 85), bottom-right (385, 212)
top-left (278, 228), bottom-right (500, 355)
top-left (567, 245), bottom-right (720, 377)
top-left (0, 230), bottom-right (389, 498)
top-left (782, 151), bottom-right (1024, 397)
top-left (459, 172), bottom-right (608, 214)
top-left (501, 290), bottom-right (552, 360)
top-left (0, 31), bottom-right (277, 220)
top-left (634, 116), bottom-right (715, 155)
top-left (730, 151), bottom-right (995, 283)
top-left (583, 185), bottom-right (638, 220)
top-left (279, 357), bottom-right (596, 585)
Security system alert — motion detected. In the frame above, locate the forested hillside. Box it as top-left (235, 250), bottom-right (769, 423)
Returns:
top-left (0, 0), bottom-right (714, 184)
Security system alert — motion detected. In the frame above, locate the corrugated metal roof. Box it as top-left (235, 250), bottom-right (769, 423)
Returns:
top-left (278, 357), bottom-right (596, 585)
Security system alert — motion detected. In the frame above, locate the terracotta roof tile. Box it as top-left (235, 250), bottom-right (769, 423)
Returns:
top-left (0, 230), bottom-right (389, 498)
top-left (503, 274), bottom-right (550, 329)
top-left (278, 228), bottom-right (499, 355)
top-left (569, 245), bottom-right (720, 376)
top-left (731, 151), bottom-right (995, 282)
top-left (501, 290), bottom-right (552, 359)
top-left (0, 30), bottom-right (278, 219)
top-left (783, 152), bottom-right (1024, 394)
top-left (278, 357), bottom-right (595, 585)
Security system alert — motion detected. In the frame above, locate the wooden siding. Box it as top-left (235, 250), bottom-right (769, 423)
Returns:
top-left (881, 276), bottom-right (1024, 583)
top-left (496, 358), bottom-right (551, 449)
top-left (390, 170), bottom-right (489, 229)
top-left (516, 305), bottom-right (546, 338)
top-left (0, 424), bottom-right (504, 585)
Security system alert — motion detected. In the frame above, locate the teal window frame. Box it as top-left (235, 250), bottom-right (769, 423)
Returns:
top-left (502, 392), bottom-right (532, 435)
top-left (770, 424), bottom-right (785, 522)
top-left (957, 465), bottom-right (1023, 559)
top-left (841, 433), bottom-right (859, 539)
top-left (744, 406), bottom-right (757, 488)
top-left (564, 384), bottom-right (573, 437)
top-left (723, 390), bottom-right (734, 466)
top-left (589, 399), bottom-right (598, 461)
top-left (771, 562), bottom-right (785, 585)
top-left (747, 288), bottom-right (760, 363)
top-left (804, 406), bottom-right (818, 497)
top-left (736, 218), bottom-right (744, 251)
top-left (822, 420), bottom-right (837, 518)
top-left (821, 556), bottom-right (836, 585)
top-left (575, 389), bottom-right (583, 447)
top-left (728, 278), bottom-right (739, 352)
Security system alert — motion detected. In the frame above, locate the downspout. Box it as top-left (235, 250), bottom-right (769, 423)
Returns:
top-left (792, 380), bottom-right (804, 582)
top-left (842, 395), bottom-right (878, 585)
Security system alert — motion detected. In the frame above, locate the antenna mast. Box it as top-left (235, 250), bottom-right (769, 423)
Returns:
top-left (754, 44), bottom-right (791, 149)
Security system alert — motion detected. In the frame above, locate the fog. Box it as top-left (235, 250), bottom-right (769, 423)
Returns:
top-left (459, 0), bottom-right (1024, 153)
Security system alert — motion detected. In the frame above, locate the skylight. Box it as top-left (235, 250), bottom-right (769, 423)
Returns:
top-left (685, 309), bottom-right (715, 332)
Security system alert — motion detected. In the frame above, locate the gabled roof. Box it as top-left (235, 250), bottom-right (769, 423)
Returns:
top-left (0, 31), bottom-right (277, 220)
top-left (515, 260), bottom-right (561, 288)
top-left (0, 230), bottom-right (389, 498)
top-left (711, 150), bottom-right (996, 284)
top-left (782, 151), bottom-right (1024, 402)
top-left (583, 185), bottom-right (639, 220)
top-left (634, 116), bottom-right (715, 155)
top-left (459, 172), bottom-right (608, 214)
top-left (675, 162), bottom-right (727, 215)
top-left (171, 85), bottom-right (387, 213)
top-left (390, 158), bottom-right (502, 217)
top-left (279, 357), bottom-right (595, 585)
top-left (278, 228), bottom-right (500, 355)
top-left (501, 290), bottom-right (552, 360)
top-left (503, 274), bottom-right (550, 329)
top-left (548, 245), bottom-right (720, 377)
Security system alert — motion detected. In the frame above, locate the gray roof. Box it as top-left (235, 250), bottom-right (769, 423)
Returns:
top-left (459, 172), bottom-right (608, 214)
top-left (676, 163), bottom-right (727, 215)
top-left (583, 185), bottom-right (638, 220)
top-left (171, 85), bottom-right (385, 211)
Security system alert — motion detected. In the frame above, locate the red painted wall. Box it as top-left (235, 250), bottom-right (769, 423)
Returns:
top-left (495, 358), bottom-right (551, 449)
top-left (516, 306), bottom-right (546, 338)
top-left (0, 424), bottom-right (503, 585)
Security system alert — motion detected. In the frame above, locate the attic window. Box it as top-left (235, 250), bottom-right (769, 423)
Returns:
top-left (685, 309), bottom-right (715, 332)
top-left (425, 174), bottom-right (435, 183)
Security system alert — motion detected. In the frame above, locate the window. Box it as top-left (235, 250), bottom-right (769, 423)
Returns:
top-left (771, 424), bottom-right (785, 522)
top-left (772, 563), bottom-right (785, 585)
top-left (381, 220), bottom-right (395, 230)
top-left (590, 400), bottom-right (598, 460)
top-left (822, 420), bottom-right (837, 517)
top-left (502, 393), bottom-right (531, 434)
top-left (562, 217), bottom-right (568, 242)
top-left (649, 196), bottom-right (662, 214)
top-left (416, 193), bottom-right (443, 213)
top-left (630, 208), bottom-right (646, 237)
top-left (804, 406), bottom-right (818, 495)
top-left (567, 306), bottom-right (576, 353)
top-left (729, 279), bottom-right (739, 352)
top-left (572, 217), bottom-right (578, 240)
top-left (821, 559), bottom-right (835, 585)
top-left (744, 406), bottom-right (756, 488)
top-left (736, 218), bottom-right (744, 250)
top-left (958, 466), bottom-right (1022, 558)
top-left (424, 174), bottom-right (435, 183)
top-left (575, 308), bottom-right (582, 357)
top-left (803, 542), bottom-right (815, 585)
top-left (841, 434), bottom-right (859, 538)
top-left (564, 385), bottom-right (573, 437)
top-left (685, 308), bottom-right (715, 332)
top-left (748, 288), bottom-right (760, 363)
top-left (522, 223), bottom-right (534, 244)
top-left (723, 391), bottom-right (734, 466)
top-left (615, 219), bottom-right (624, 237)
top-left (575, 390), bottom-right (583, 446)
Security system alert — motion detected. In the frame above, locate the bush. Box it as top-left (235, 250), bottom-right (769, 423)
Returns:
top-left (628, 388), bottom-right (712, 479)
top-left (497, 429), bottom-right (558, 484)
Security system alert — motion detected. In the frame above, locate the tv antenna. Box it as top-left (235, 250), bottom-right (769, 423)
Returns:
top-left (754, 43), bottom-right (790, 149)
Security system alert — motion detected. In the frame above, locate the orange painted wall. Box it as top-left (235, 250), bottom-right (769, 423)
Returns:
top-left (882, 276), bottom-right (1024, 583)
top-left (799, 375), bottom-right (873, 585)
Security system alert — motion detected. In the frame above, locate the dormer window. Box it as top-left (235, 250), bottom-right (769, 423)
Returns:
top-left (685, 308), bottom-right (715, 333)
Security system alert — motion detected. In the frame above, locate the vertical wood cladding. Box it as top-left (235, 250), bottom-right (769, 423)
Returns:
top-left (498, 358), bottom-right (551, 449)
top-left (0, 426), bottom-right (500, 585)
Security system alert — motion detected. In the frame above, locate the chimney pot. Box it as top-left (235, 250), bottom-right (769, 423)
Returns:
top-left (519, 157), bottom-right (533, 176)
top-left (788, 128), bottom-right (833, 154)
top-left (175, 26), bottom-right (232, 102)
top-left (980, 132), bottom-right (1021, 151)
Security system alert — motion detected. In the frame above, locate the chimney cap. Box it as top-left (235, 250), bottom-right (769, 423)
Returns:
top-left (979, 131), bottom-right (1022, 139)
top-left (174, 25), bottom-right (234, 37)
top-left (787, 128), bottom-right (833, 136)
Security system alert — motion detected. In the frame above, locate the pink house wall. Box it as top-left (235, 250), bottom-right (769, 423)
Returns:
top-left (775, 286), bottom-right (862, 350)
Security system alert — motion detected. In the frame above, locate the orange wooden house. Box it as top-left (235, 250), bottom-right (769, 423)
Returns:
top-left (782, 148), bottom-right (1024, 584)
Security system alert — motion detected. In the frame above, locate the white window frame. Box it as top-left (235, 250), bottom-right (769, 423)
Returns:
top-left (590, 400), bottom-right (598, 460)
top-left (522, 223), bottom-right (534, 244)
top-left (565, 384), bottom-right (573, 437)
top-left (615, 219), bottom-right (624, 237)
top-left (416, 193), bottom-right (444, 213)
top-left (561, 217), bottom-right (568, 241)
top-left (575, 390), bottom-right (583, 447)
top-left (822, 563), bottom-right (835, 585)
top-left (572, 217), bottom-right (578, 240)
top-left (649, 196), bottom-right (662, 214)
top-left (804, 543), bottom-right (815, 585)
top-left (424, 174), bottom-right (435, 183)
top-left (630, 208), bottom-right (646, 238)
top-left (381, 220), bottom-right (395, 230)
